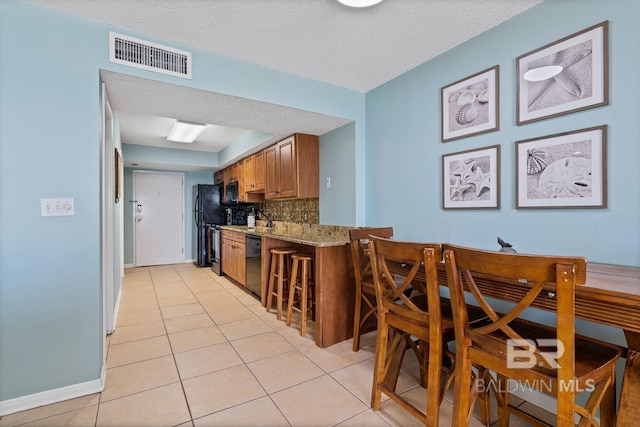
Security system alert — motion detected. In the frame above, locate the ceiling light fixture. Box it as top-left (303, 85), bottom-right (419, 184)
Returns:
top-left (167, 120), bottom-right (206, 143)
top-left (337, 0), bottom-right (384, 7)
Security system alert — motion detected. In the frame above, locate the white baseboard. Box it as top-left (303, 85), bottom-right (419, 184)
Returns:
top-left (123, 261), bottom-right (193, 269)
top-left (0, 364), bottom-right (106, 416)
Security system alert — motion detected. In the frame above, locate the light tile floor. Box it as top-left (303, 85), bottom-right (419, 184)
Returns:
top-left (0, 263), bottom-right (548, 426)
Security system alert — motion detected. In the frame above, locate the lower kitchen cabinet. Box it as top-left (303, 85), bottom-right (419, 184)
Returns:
top-left (221, 230), bottom-right (246, 285)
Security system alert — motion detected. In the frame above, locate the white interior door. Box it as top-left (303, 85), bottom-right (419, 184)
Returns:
top-left (134, 171), bottom-right (184, 266)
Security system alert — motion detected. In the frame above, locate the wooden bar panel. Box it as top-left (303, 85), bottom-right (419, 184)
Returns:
top-left (260, 237), bottom-right (354, 347)
top-left (314, 244), bottom-right (354, 347)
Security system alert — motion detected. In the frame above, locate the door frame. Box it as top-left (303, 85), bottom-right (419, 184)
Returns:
top-left (132, 170), bottom-right (185, 267)
top-left (100, 81), bottom-right (117, 382)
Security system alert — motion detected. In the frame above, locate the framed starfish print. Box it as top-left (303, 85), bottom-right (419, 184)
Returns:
top-left (516, 125), bottom-right (607, 209)
top-left (442, 145), bottom-right (500, 209)
top-left (516, 21), bottom-right (608, 125)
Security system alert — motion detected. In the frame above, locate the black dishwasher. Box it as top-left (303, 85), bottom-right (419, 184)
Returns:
top-left (245, 235), bottom-right (262, 299)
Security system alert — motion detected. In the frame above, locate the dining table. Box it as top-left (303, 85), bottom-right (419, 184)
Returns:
top-left (386, 260), bottom-right (640, 427)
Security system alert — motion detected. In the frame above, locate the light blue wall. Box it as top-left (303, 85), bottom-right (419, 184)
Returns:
top-left (320, 123), bottom-right (357, 225)
top-left (218, 130), bottom-right (273, 166)
top-left (0, 0), bottom-right (363, 405)
top-left (0, 2), bottom-right (105, 402)
top-left (365, 0), bottom-right (640, 268)
top-left (123, 143), bottom-right (219, 169)
top-left (123, 167), bottom-right (135, 265)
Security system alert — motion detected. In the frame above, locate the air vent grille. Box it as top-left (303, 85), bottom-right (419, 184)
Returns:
top-left (109, 32), bottom-right (192, 79)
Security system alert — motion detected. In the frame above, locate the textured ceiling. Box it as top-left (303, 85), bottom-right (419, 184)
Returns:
top-left (24, 0), bottom-right (542, 170)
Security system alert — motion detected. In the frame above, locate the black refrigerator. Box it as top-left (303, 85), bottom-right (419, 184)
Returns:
top-left (193, 184), bottom-right (225, 267)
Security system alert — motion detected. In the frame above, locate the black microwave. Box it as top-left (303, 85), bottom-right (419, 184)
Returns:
top-left (225, 181), bottom-right (239, 204)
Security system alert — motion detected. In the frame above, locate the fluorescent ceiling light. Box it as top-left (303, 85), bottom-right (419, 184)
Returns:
top-left (523, 65), bottom-right (563, 82)
top-left (337, 0), bottom-right (384, 7)
top-left (167, 121), bottom-right (206, 143)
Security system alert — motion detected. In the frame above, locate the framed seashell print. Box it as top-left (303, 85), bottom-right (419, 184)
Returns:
top-left (441, 65), bottom-right (499, 142)
top-left (442, 145), bottom-right (500, 209)
top-left (516, 21), bottom-right (608, 125)
top-left (516, 125), bottom-right (607, 209)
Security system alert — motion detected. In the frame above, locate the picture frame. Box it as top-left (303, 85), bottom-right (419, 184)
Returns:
top-left (441, 65), bottom-right (499, 142)
top-left (516, 21), bottom-right (608, 125)
top-left (442, 145), bottom-right (500, 209)
top-left (115, 147), bottom-right (122, 204)
top-left (516, 125), bottom-right (607, 209)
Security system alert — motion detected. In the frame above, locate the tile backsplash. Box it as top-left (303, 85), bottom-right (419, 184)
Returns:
top-left (256, 198), bottom-right (319, 224)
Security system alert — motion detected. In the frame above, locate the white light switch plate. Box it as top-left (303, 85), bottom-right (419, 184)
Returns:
top-left (41, 198), bottom-right (75, 216)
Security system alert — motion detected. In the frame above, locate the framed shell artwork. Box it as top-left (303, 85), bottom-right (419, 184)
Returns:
top-left (442, 144), bottom-right (500, 210)
top-left (441, 65), bottom-right (499, 142)
top-left (516, 125), bottom-right (607, 209)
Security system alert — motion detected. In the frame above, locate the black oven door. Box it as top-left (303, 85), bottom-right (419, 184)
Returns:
top-left (210, 225), bottom-right (223, 276)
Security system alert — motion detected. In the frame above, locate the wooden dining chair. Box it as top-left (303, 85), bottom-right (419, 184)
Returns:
top-left (443, 244), bottom-right (623, 427)
top-left (368, 236), bottom-right (490, 426)
top-left (348, 227), bottom-right (394, 352)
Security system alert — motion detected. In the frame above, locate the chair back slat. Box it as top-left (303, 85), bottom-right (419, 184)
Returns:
top-left (369, 237), bottom-right (442, 330)
top-left (443, 244), bottom-right (586, 360)
top-left (348, 227), bottom-right (394, 352)
top-left (349, 227), bottom-right (394, 284)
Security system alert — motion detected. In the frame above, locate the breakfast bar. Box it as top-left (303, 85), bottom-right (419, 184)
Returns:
top-left (222, 224), bottom-right (355, 348)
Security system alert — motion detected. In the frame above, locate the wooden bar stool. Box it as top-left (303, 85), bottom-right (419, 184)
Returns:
top-left (265, 248), bottom-right (298, 320)
top-left (286, 253), bottom-right (315, 336)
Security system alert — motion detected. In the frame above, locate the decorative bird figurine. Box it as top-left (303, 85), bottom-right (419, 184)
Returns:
top-left (497, 237), bottom-right (517, 253)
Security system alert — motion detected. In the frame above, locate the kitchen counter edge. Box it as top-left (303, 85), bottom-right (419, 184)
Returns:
top-left (220, 225), bottom-right (349, 247)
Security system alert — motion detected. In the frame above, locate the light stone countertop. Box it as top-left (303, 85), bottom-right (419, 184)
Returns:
top-left (220, 222), bottom-right (354, 247)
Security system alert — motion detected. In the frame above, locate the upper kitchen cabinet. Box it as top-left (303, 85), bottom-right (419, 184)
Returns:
top-left (245, 150), bottom-right (265, 192)
top-left (223, 165), bottom-right (233, 185)
top-left (214, 170), bottom-right (224, 185)
top-left (243, 151), bottom-right (266, 202)
top-left (236, 160), bottom-right (246, 202)
top-left (265, 133), bottom-right (319, 199)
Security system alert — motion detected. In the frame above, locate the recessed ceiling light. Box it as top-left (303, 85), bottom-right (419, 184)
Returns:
top-left (167, 120), bottom-right (207, 143)
top-left (337, 0), bottom-right (384, 7)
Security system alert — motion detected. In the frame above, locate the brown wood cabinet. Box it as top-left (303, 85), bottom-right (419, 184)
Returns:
top-left (265, 133), bottom-right (318, 199)
top-left (223, 167), bottom-right (232, 185)
top-left (244, 151), bottom-right (265, 192)
top-left (253, 151), bottom-right (265, 191)
top-left (236, 160), bottom-right (246, 202)
top-left (214, 170), bottom-right (224, 185)
top-left (221, 230), bottom-right (246, 285)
